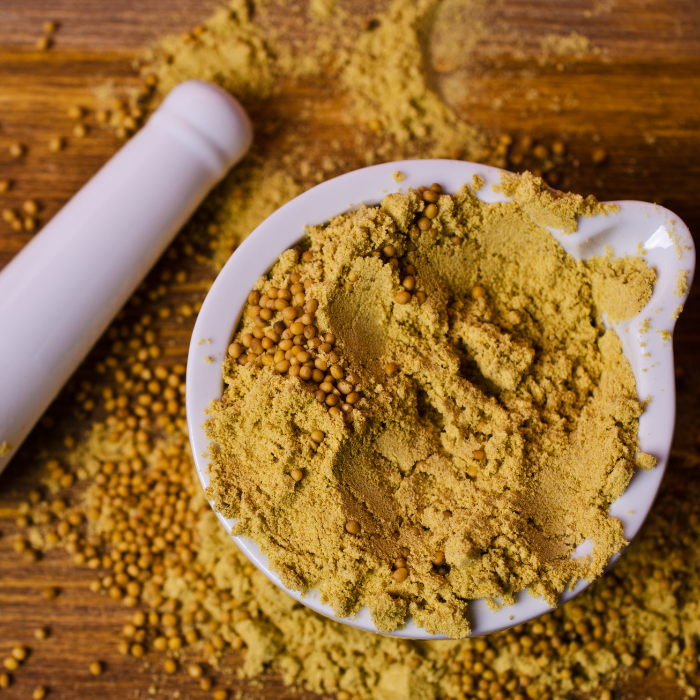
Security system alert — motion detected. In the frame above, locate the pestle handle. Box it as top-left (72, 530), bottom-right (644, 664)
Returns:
top-left (0, 80), bottom-right (252, 473)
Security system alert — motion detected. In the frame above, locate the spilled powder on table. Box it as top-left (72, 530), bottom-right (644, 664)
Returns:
top-left (540, 32), bottom-right (592, 60)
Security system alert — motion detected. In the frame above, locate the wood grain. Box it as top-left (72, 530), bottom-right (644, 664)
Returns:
top-left (0, 1), bottom-right (699, 698)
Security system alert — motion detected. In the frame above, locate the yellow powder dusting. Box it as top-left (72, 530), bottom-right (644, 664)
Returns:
top-left (676, 269), bottom-right (690, 297)
top-left (499, 171), bottom-right (619, 234)
top-left (147, 1), bottom-right (275, 99)
top-left (471, 173), bottom-right (484, 191)
top-left (540, 32), bottom-right (592, 60)
top-left (587, 257), bottom-right (657, 323)
top-left (206, 174), bottom-right (656, 638)
top-left (393, 171), bottom-right (405, 183)
top-left (342, 0), bottom-right (489, 160)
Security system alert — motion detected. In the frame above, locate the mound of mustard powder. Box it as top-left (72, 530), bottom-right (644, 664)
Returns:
top-left (205, 172), bottom-right (657, 638)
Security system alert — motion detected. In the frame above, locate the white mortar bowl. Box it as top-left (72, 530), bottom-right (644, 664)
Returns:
top-left (186, 159), bottom-right (695, 639)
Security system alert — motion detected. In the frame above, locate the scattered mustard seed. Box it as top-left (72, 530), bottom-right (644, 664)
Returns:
top-left (11, 646), bottom-right (27, 662)
top-left (431, 551), bottom-right (446, 566)
top-left (188, 663), bottom-right (203, 678)
top-left (89, 661), bottom-right (103, 676)
top-left (593, 147), bottom-right (608, 165)
top-left (42, 586), bottom-right (58, 600)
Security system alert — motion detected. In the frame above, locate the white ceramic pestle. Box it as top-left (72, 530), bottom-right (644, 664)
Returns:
top-left (0, 80), bottom-right (252, 474)
top-left (187, 159), bottom-right (695, 638)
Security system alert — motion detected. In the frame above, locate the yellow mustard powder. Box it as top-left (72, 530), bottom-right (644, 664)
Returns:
top-left (204, 173), bottom-right (657, 638)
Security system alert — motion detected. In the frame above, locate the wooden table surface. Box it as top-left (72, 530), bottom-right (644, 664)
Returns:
top-left (1, 1), bottom-right (699, 699)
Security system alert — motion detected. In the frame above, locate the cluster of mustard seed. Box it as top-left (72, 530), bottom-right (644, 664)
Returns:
top-left (1, 198), bottom-right (41, 233)
top-left (229, 268), bottom-right (363, 423)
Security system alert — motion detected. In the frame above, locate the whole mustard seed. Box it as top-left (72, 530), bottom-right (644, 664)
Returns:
top-left (393, 567), bottom-right (408, 582)
top-left (188, 663), bottom-right (203, 678)
top-left (424, 203), bottom-right (438, 219)
top-left (11, 646), bottom-right (27, 662)
top-left (3, 658), bottom-right (18, 671)
top-left (0, 673), bottom-right (10, 688)
top-left (593, 147), bottom-right (608, 164)
top-left (32, 686), bottom-right (46, 700)
top-left (23, 199), bottom-right (39, 215)
top-left (345, 520), bottom-right (361, 535)
top-left (89, 661), bottom-right (103, 676)
top-left (164, 658), bottom-right (177, 674)
top-left (43, 586), bottom-right (58, 600)
top-left (431, 551), bottom-right (446, 566)
top-left (384, 362), bottom-right (398, 376)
